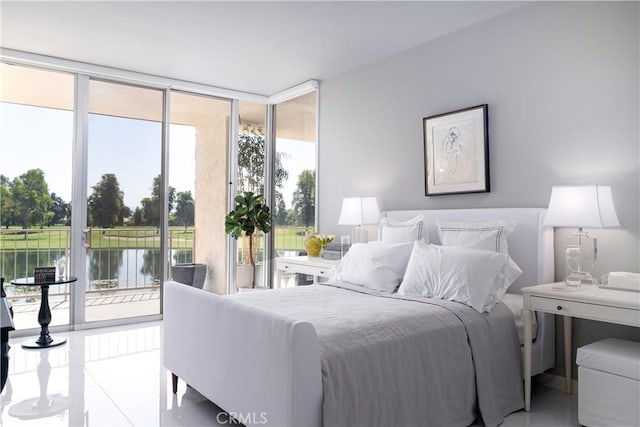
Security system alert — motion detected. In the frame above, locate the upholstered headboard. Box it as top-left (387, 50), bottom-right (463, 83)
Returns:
top-left (383, 208), bottom-right (554, 293)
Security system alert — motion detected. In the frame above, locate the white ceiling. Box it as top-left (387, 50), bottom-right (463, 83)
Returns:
top-left (0, 1), bottom-right (524, 96)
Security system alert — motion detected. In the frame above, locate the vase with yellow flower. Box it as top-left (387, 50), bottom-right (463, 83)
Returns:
top-left (304, 233), bottom-right (334, 257)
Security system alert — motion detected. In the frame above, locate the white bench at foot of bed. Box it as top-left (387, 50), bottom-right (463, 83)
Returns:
top-left (163, 281), bottom-right (323, 427)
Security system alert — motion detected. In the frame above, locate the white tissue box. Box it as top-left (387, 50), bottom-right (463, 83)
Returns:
top-left (607, 272), bottom-right (640, 292)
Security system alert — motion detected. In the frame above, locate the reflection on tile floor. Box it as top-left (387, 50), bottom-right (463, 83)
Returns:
top-left (1, 322), bottom-right (579, 426)
top-left (1, 322), bottom-right (226, 427)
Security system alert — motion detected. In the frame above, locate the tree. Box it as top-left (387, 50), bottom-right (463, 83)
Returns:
top-left (119, 205), bottom-right (131, 225)
top-left (237, 132), bottom-right (288, 200)
top-left (285, 208), bottom-right (297, 226)
top-left (49, 193), bottom-right (71, 226)
top-left (88, 173), bottom-right (124, 228)
top-left (140, 175), bottom-right (175, 226)
top-left (140, 197), bottom-right (154, 226)
top-left (174, 191), bottom-right (194, 227)
top-left (275, 198), bottom-right (288, 226)
top-left (0, 179), bottom-right (16, 228)
top-left (292, 170), bottom-right (315, 228)
top-left (132, 207), bottom-right (143, 226)
top-left (11, 169), bottom-right (53, 229)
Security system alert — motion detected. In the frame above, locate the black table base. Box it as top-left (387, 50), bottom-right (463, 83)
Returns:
top-left (22, 336), bottom-right (67, 349)
top-left (10, 277), bottom-right (77, 350)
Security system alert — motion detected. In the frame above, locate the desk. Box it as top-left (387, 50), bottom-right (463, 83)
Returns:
top-left (10, 276), bottom-right (77, 348)
top-left (274, 256), bottom-right (338, 287)
top-left (522, 283), bottom-right (640, 411)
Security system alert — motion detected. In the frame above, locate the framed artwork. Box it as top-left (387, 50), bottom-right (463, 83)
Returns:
top-left (423, 104), bottom-right (489, 196)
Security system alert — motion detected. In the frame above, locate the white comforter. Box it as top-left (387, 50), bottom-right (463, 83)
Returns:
top-left (230, 283), bottom-right (524, 427)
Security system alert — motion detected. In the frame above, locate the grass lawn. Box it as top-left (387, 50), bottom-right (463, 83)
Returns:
top-left (1, 225), bottom-right (311, 252)
top-left (0, 226), bottom-right (194, 250)
top-left (274, 226), bottom-right (313, 252)
top-left (0, 226), bottom-right (71, 251)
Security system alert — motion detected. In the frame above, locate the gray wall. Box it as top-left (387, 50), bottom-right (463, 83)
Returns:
top-left (318, 2), bottom-right (639, 375)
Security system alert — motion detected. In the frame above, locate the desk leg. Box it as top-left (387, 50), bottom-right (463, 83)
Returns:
top-left (523, 309), bottom-right (533, 411)
top-left (564, 316), bottom-right (572, 394)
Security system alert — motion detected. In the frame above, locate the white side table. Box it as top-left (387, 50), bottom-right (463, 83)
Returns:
top-left (274, 256), bottom-right (338, 287)
top-left (522, 283), bottom-right (640, 411)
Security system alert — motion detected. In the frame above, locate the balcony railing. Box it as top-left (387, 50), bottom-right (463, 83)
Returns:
top-left (1, 225), bottom-right (310, 303)
top-left (0, 227), bottom-right (194, 305)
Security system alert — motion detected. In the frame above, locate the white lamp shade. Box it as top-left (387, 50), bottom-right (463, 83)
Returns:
top-left (338, 197), bottom-right (380, 226)
top-left (543, 185), bottom-right (621, 228)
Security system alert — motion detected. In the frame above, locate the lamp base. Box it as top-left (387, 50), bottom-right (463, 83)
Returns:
top-left (564, 229), bottom-right (598, 287)
top-left (351, 227), bottom-right (368, 244)
top-left (565, 272), bottom-right (596, 287)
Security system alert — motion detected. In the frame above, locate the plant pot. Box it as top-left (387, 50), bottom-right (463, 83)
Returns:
top-left (171, 263), bottom-right (206, 289)
top-left (236, 264), bottom-right (264, 290)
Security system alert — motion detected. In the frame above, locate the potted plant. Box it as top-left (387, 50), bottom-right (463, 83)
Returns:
top-left (225, 192), bottom-right (272, 289)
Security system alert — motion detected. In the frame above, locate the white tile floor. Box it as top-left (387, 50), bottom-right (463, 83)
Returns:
top-left (1, 322), bottom-right (579, 427)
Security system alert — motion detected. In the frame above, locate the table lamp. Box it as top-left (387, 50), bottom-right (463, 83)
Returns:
top-left (543, 185), bottom-right (620, 286)
top-left (338, 196), bottom-right (380, 243)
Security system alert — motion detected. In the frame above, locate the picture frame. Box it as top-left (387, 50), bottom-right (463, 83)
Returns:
top-left (423, 104), bottom-right (489, 196)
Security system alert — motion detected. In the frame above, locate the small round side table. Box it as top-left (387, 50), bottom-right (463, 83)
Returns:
top-left (10, 276), bottom-right (77, 348)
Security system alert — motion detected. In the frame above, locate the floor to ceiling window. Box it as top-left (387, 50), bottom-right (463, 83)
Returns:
top-left (0, 63), bottom-right (75, 331)
top-left (232, 101), bottom-right (268, 290)
top-left (85, 79), bottom-right (164, 322)
top-left (272, 90), bottom-right (318, 287)
top-left (169, 91), bottom-right (231, 295)
top-left (0, 62), bottom-right (235, 327)
top-left (1, 54), bottom-right (319, 324)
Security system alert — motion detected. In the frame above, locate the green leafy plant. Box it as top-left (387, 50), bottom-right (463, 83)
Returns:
top-left (316, 234), bottom-right (334, 249)
top-left (225, 192), bottom-right (272, 288)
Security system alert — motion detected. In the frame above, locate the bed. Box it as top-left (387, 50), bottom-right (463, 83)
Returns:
top-left (163, 208), bottom-right (555, 426)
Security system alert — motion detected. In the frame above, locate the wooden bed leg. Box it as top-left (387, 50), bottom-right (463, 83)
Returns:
top-left (171, 373), bottom-right (178, 394)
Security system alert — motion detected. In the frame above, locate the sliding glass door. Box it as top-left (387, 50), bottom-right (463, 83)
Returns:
top-left (0, 63), bottom-right (75, 331)
top-left (84, 79), bottom-right (165, 322)
top-left (0, 63), bottom-right (234, 327)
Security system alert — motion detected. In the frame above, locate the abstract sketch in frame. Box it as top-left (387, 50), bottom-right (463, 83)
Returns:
top-left (423, 104), bottom-right (490, 196)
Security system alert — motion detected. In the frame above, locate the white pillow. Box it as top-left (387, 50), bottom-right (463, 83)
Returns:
top-left (329, 241), bottom-right (414, 292)
top-left (397, 241), bottom-right (522, 313)
top-left (437, 220), bottom-right (516, 254)
top-left (378, 215), bottom-right (426, 244)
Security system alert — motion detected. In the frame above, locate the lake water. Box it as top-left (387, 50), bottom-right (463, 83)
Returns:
top-left (1, 248), bottom-right (192, 297)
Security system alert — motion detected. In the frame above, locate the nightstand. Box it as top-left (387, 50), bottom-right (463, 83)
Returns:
top-left (274, 256), bottom-right (338, 287)
top-left (522, 283), bottom-right (640, 411)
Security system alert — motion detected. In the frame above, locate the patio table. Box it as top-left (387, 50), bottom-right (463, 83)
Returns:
top-left (10, 276), bottom-right (77, 348)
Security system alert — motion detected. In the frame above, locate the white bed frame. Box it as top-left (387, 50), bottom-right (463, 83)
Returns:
top-left (163, 207), bottom-right (555, 426)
